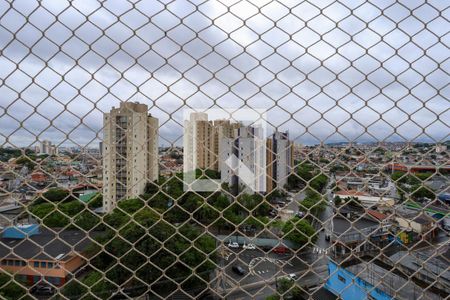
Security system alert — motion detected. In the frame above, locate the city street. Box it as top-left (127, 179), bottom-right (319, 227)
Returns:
top-left (212, 181), bottom-right (339, 299)
top-left (212, 246), bottom-right (328, 299)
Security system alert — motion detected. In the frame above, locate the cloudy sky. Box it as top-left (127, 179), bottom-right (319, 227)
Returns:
top-left (0, 0), bottom-right (448, 147)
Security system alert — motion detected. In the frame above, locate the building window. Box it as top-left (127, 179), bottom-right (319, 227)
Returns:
top-left (338, 275), bottom-right (346, 283)
top-left (41, 262), bottom-right (46, 268)
top-left (1, 260), bottom-right (6, 265)
top-left (34, 261), bottom-right (39, 268)
top-left (14, 260), bottom-right (21, 266)
top-left (47, 262), bottom-right (53, 268)
top-left (7, 260), bottom-right (13, 266)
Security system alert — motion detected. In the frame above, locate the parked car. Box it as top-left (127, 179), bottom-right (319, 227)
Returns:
top-left (31, 285), bottom-right (55, 296)
top-left (243, 243), bottom-right (256, 250)
top-left (240, 225), bottom-right (256, 233)
top-left (275, 200), bottom-right (286, 206)
top-left (296, 211), bottom-right (305, 218)
top-left (287, 273), bottom-right (298, 281)
top-left (228, 241), bottom-right (239, 248)
top-left (232, 265), bottom-right (246, 275)
top-left (273, 246), bottom-right (289, 254)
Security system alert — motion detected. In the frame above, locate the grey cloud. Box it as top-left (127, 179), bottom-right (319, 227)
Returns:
top-left (0, 0), bottom-right (449, 147)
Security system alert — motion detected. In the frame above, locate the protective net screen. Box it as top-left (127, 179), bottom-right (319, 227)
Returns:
top-left (0, 0), bottom-right (449, 299)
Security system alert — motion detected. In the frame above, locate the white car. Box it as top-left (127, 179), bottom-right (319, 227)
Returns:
top-left (227, 241), bottom-right (239, 248)
top-left (287, 273), bottom-right (298, 281)
top-left (243, 243), bottom-right (256, 250)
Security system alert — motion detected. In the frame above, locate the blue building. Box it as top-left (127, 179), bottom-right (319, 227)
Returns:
top-left (2, 224), bottom-right (40, 239)
top-left (325, 261), bottom-right (392, 300)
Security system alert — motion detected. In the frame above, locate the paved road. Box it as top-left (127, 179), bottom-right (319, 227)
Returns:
top-left (213, 181), bottom-right (339, 299)
top-left (212, 246), bottom-right (328, 299)
top-left (224, 264), bottom-right (329, 300)
top-left (221, 249), bottom-right (309, 284)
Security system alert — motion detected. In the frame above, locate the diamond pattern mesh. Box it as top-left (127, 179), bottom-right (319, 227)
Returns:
top-left (0, 0), bottom-right (449, 299)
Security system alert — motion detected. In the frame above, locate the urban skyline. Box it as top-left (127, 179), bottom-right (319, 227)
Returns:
top-left (0, 0), bottom-right (448, 148)
top-left (0, 0), bottom-right (448, 299)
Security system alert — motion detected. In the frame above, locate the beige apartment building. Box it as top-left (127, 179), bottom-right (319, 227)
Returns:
top-left (102, 102), bottom-right (158, 213)
top-left (266, 132), bottom-right (294, 193)
top-left (184, 112), bottom-right (294, 194)
top-left (183, 112), bottom-right (240, 174)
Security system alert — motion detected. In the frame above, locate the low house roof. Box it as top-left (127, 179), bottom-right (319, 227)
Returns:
top-left (367, 209), bottom-right (388, 221)
top-left (0, 227), bottom-right (98, 262)
top-left (336, 190), bottom-right (367, 197)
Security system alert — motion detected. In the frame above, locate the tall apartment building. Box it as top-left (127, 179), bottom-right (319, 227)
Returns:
top-left (39, 140), bottom-right (58, 155)
top-left (220, 126), bottom-right (266, 193)
top-left (183, 112), bottom-right (239, 174)
top-left (102, 102), bottom-right (158, 213)
top-left (266, 132), bottom-right (294, 192)
top-left (41, 140), bottom-right (51, 155)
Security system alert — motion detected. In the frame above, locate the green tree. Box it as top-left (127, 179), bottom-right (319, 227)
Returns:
top-left (118, 198), bottom-right (145, 214)
top-left (144, 180), bottom-right (159, 194)
top-left (15, 155), bottom-right (36, 170)
top-left (412, 186), bottom-right (435, 200)
top-left (182, 193), bottom-right (203, 212)
top-left (30, 203), bottom-right (69, 227)
top-left (75, 211), bottom-right (101, 230)
top-left (59, 200), bottom-right (84, 216)
top-left (299, 190), bottom-right (326, 216)
top-left (0, 273), bottom-right (27, 300)
top-left (36, 188), bottom-right (71, 203)
top-left (276, 277), bottom-right (294, 294)
top-left (283, 217), bottom-right (317, 245)
top-left (287, 173), bottom-right (301, 189)
top-left (88, 193), bottom-right (103, 209)
top-left (210, 194), bottom-right (230, 211)
top-left (310, 173), bottom-right (328, 193)
top-left (296, 163), bottom-right (313, 182)
top-left (61, 280), bottom-right (88, 299)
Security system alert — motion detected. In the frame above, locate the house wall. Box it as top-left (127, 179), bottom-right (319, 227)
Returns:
top-left (0, 254), bottom-right (86, 286)
top-left (325, 261), bottom-right (392, 300)
top-left (395, 217), bottom-right (432, 234)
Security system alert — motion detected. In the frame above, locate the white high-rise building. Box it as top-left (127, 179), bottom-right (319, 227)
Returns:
top-left (41, 140), bottom-right (51, 155)
top-left (220, 126), bottom-right (266, 193)
top-left (102, 102), bottom-right (159, 213)
top-left (183, 112), bottom-right (208, 175)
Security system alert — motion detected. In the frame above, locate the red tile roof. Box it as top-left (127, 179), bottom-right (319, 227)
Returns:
top-left (367, 209), bottom-right (387, 221)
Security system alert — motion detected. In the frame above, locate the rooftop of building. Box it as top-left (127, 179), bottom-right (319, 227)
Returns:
top-left (0, 226), bottom-right (99, 262)
top-left (335, 190), bottom-right (368, 197)
top-left (394, 207), bottom-right (435, 224)
top-left (347, 260), bottom-right (443, 300)
top-left (389, 248), bottom-right (450, 283)
top-left (333, 215), bottom-right (380, 235)
top-left (366, 209), bottom-right (388, 221)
